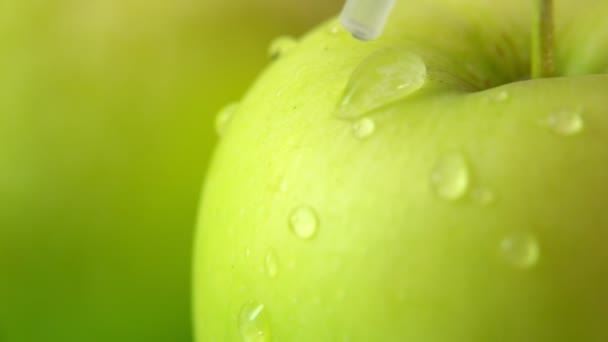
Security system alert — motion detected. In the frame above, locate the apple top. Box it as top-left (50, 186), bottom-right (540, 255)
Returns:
top-left (340, 0), bottom-right (396, 41)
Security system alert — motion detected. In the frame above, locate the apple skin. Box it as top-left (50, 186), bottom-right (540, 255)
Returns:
top-left (0, 1), bottom-right (338, 341)
top-left (194, 0), bottom-right (608, 340)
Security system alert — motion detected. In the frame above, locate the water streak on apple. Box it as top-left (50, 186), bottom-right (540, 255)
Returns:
top-left (336, 49), bottom-right (427, 119)
top-left (264, 249), bottom-right (279, 278)
top-left (500, 233), bottom-right (541, 269)
top-left (289, 206), bottom-right (319, 239)
top-left (268, 36), bottom-right (299, 60)
top-left (430, 152), bottom-right (470, 201)
top-left (238, 301), bottom-right (271, 342)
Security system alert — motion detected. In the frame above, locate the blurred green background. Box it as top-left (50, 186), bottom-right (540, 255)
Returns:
top-left (0, 0), bottom-right (340, 341)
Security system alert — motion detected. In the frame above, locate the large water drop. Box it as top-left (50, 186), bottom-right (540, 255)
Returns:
top-left (336, 49), bottom-right (426, 119)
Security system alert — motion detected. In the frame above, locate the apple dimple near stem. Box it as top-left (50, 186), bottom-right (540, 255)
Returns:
top-left (334, 48), bottom-right (484, 120)
top-left (341, 0), bottom-right (557, 80)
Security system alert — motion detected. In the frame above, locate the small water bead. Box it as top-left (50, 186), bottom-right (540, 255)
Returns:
top-left (491, 90), bottom-right (509, 102)
top-left (279, 178), bottom-right (288, 193)
top-left (500, 233), bottom-right (540, 269)
top-left (352, 117), bottom-right (376, 139)
top-left (264, 249), bottom-right (279, 278)
top-left (215, 102), bottom-right (239, 137)
top-left (268, 36), bottom-right (298, 59)
top-left (327, 22), bottom-right (343, 35)
top-left (541, 108), bottom-right (585, 136)
top-left (471, 187), bottom-right (496, 206)
top-left (239, 301), bottom-right (272, 342)
top-left (289, 206), bottom-right (318, 239)
top-left (268, 171), bottom-right (288, 194)
top-left (430, 152), bottom-right (470, 201)
top-left (336, 49), bottom-right (427, 119)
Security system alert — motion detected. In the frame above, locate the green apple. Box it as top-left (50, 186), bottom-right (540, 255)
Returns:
top-left (194, 0), bottom-right (608, 340)
top-left (0, 0), bottom-right (338, 341)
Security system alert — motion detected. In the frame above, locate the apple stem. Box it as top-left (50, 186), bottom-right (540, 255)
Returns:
top-left (531, 0), bottom-right (555, 78)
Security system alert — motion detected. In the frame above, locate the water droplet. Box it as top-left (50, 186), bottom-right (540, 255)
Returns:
top-left (472, 187), bottom-right (496, 206)
top-left (327, 22), bottom-right (342, 35)
top-left (245, 248), bottom-right (251, 258)
top-left (491, 90), bottom-right (509, 102)
top-left (264, 249), bottom-right (279, 278)
top-left (540, 108), bottom-right (584, 136)
top-left (239, 301), bottom-right (271, 342)
top-left (500, 233), bottom-right (540, 269)
top-left (268, 171), bottom-right (288, 194)
top-left (431, 152), bottom-right (470, 201)
top-left (279, 178), bottom-right (288, 193)
top-left (289, 206), bottom-right (318, 239)
top-left (352, 117), bottom-right (376, 139)
top-left (268, 36), bottom-right (298, 59)
top-left (336, 49), bottom-right (427, 119)
top-left (215, 102), bottom-right (239, 137)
